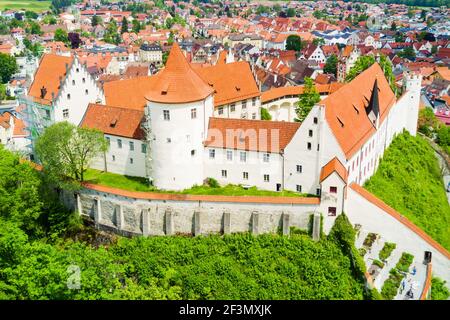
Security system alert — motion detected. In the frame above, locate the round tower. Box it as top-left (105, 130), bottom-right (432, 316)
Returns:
top-left (145, 43), bottom-right (214, 191)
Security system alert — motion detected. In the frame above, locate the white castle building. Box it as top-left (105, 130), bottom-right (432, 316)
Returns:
top-left (24, 43), bottom-right (422, 220)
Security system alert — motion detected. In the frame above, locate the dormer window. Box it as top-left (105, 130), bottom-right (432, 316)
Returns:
top-left (353, 104), bottom-right (359, 114)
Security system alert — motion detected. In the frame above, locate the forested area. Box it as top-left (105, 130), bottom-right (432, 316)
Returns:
top-left (0, 145), bottom-right (371, 300)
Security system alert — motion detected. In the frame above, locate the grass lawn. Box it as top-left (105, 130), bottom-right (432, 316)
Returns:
top-left (84, 168), bottom-right (314, 197)
top-left (365, 131), bottom-right (450, 250)
top-left (0, 0), bottom-right (51, 12)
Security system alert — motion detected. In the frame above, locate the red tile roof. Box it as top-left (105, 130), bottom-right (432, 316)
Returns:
top-left (28, 54), bottom-right (74, 105)
top-left (80, 103), bottom-right (144, 139)
top-left (205, 117), bottom-right (300, 153)
top-left (193, 61), bottom-right (260, 107)
top-left (323, 63), bottom-right (396, 159)
top-left (261, 83), bottom-right (344, 103)
top-left (145, 43), bottom-right (213, 104)
top-left (103, 76), bottom-right (158, 110)
top-left (320, 157), bottom-right (348, 183)
top-left (83, 182), bottom-right (320, 205)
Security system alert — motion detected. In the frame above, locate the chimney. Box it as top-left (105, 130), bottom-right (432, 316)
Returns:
top-left (40, 86), bottom-right (47, 99)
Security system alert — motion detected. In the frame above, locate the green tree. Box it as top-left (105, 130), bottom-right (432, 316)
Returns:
top-left (398, 46), bottom-right (416, 60)
top-left (43, 15), bottom-right (57, 25)
top-left (0, 53), bottom-right (18, 83)
top-left (418, 108), bottom-right (438, 137)
top-left (132, 19), bottom-right (141, 33)
top-left (286, 35), bottom-right (303, 52)
top-left (0, 83), bottom-right (6, 100)
top-left (91, 15), bottom-right (102, 27)
top-left (121, 16), bottom-right (128, 34)
top-left (27, 21), bottom-right (42, 35)
top-left (54, 28), bottom-right (68, 43)
top-left (390, 21), bottom-right (397, 31)
top-left (261, 108), bottom-right (272, 121)
top-left (312, 37), bottom-right (325, 46)
top-left (431, 277), bottom-right (450, 300)
top-left (286, 8), bottom-right (296, 17)
top-left (323, 54), bottom-right (338, 76)
top-left (104, 20), bottom-right (121, 45)
top-left (35, 122), bottom-right (108, 187)
top-left (295, 77), bottom-right (320, 122)
top-left (25, 11), bottom-right (38, 20)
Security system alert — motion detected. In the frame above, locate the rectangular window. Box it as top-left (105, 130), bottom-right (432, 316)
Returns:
top-left (230, 103), bottom-right (235, 112)
top-left (191, 149), bottom-right (196, 156)
top-left (130, 158), bottom-right (133, 164)
top-left (129, 141), bottom-right (134, 151)
top-left (252, 97), bottom-right (256, 106)
top-left (240, 151), bottom-right (247, 162)
top-left (296, 165), bottom-right (302, 173)
top-left (222, 170), bottom-right (227, 178)
top-left (308, 129), bottom-right (313, 137)
top-left (307, 142), bottom-right (312, 150)
top-left (242, 100), bottom-right (247, 109)
top-left (191, 108), bottom-right (197, 119)
top-left (105, 136), bottom-right (110, 145)
top-left (330, 186), bottom-right (337, 193)
top-left (112, 155), bottom-right (115, 161)
top-left (263, 174), bottom-right (270, 182)
top-left (313, 117), bottom-right (318, 124)
top-left (328, 207), bottom-right (337, 216)
top-left (252, 112), bottom-right (256, 119)
top-left (117, 139), bottom-right (122, 148)
top-left (209, 149), bottom-right (215, 159)
top-left (317, 144), bottom-right (320, 151)
top-left (141, 143), bottom-right (147, 153)
top-left (218, 106), bottom-right (224, 115)
top-left (166, 138), bottom-right (171, 143)
top-left (163, 110), bottom-right (170, 121)
top-left (296, 185), bottom-right (302, 192)
top-left (62, 109), bottom-right (69, 118)
top-left (226, 150), bottom-right (233, 161)
top-left (243, 172), bottom-right (248, 180)
top-left (316, 188), bottom-right (321, 196)
top-left (263, 153), bottom-right (270, 162)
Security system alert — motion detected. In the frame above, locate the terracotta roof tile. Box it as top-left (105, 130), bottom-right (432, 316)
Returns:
top-left (320, 157), bottom-right (348, 183)
top-left (261, 83), bottom-right (344, 103)
top-left (103, 76), bottom-right (158, 110)
top-left (205, 117), bottom-right (300, 153)
top-left (80, 103), bottom-right (144, 139)
top-left (193, 61), bottom-right (260, 107)
top-left (145, 43), bottom-right (213, 104)
top-left (83, 182), bottom-right (320, 205)
top-left (28, 54), bottom-right (74, 105)
top-left (323, 63), bottom-right (396, 159)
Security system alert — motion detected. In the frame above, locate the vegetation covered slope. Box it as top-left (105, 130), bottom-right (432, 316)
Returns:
top-left (0, 146), bottom-right (367, 300)
top-left (365, 131), bottom-right (450, 250)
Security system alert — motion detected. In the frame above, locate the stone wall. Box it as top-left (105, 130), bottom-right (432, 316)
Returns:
top-left (63, 188), bottom-right (319, 237)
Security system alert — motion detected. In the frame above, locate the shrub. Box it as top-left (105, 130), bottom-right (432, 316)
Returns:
top-left (381, 269), bottom-right (403, 300)
top-left (260, 108), bottom-right (272, 120)
top-left (395, 252), bottom-right (414, 273)
top-left (372, 259), bottom-right (384, 269)
top-left (205, 177), bottom-right (219, 188)
top-left (363, 233), bottom-right (377, 248)
top-left (379, 242), bottom-right (396, 261)
top-left (431, 277), bottom-right (450, 300)
top-left (358, 247), bottom-right (367, 257)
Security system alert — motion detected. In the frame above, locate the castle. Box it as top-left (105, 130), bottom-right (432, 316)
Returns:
top-left (23, 43), bottom-right (422, 222)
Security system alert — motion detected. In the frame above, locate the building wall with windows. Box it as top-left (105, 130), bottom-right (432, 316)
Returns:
top-left (148, 95), bottom-right (214, 190)
top-left (204, 147), bottom-right (283, 191)
top-left (212, 97), bottom-right (261, 120)
top-left (90, 134), bottom-right (147, 178)
top-left (53, 58), bottom-right (105, 126)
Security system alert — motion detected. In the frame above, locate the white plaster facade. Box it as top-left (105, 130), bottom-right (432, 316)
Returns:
top-left (213, 97), bottom-right (261, 120)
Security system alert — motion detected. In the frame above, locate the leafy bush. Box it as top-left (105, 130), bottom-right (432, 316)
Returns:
top-left (365, 131), bottom-right (450, 250)
top-left (395, 252), bottom-right (414, 273)
top-left (372, 259), bottom-right (385, 269)
top-left (379, 242), bottom-right (396, 261)
top-left (363, 233), bottom-right (377, 249)
top-left (205, 177), bottom-right (219, 188)
top-left (260, 108), bottom-right (272, 120)
top-left (381, 269), bottom-right (403, 300)
top-left (358, 247), bottom-right (367, 257)
top-left (431, 277), bottom-right (450, 300)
